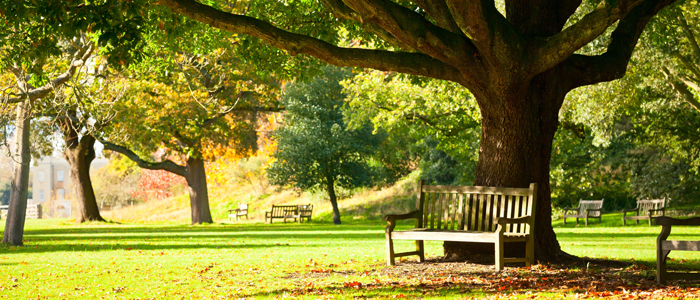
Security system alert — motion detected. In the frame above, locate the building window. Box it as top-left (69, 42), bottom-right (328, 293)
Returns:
top-left (57, 170), bottom-right (64, 182)
top-left (57, 189), bottom-right (64, 200)
top-left (39, 171), bottom-right (45, 182)
top-left (39, 190), bottom-right (45, 202)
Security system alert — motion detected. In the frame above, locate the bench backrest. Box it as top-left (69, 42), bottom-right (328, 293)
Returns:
top-left (416, 180), bottom-right (537, 234)
top-left (638, 199), bottom-right (665, 215)
top-left (578, 199), bottom-right (604, 217)
top-left (270, 205), bottom-right (298, 217)
top-left (298, 204), bottom-right (313, 217)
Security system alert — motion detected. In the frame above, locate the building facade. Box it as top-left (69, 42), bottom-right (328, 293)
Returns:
top-left (31, 157), bottom-right (108, 218)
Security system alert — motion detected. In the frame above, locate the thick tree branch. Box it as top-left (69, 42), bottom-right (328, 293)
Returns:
top-left (412, 0), bottom-right (462, 34)
top-left (444, 0), bottom-right (495, 42)
top-left (445, 0), bottom-right (527, 73)
top-left (531, 0), bottom-right (650, 75)
top-left (677, 10), bottom-right (700, 59)
top-left (562, 0), bottom-right (677, 89)
top-left (321, 0), bottom-right (415, 50)
top-left (160, 0), bottom-right (474, 88)
top-left (672, 52), bottom-right (700, 81)
top-left (101, 141), bottom-right (188, 177)
top-left (6, 44), bottom-right (94, 104)
top-left (662, 67), bottom-right (700, 113)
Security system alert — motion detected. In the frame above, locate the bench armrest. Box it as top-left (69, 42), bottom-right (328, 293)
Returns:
top-left (496, 216), bottom-right (531, 225)
top-left (383, 210), bottom-right (421, 222)
top-left (562, 207), bottom-right (579, 214)
top-left (621, 208), bottom-right (639, 213)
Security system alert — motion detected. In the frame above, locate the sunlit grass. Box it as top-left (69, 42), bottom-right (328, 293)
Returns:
top-left (554, 212), bottom-right (700, 269)
top-left (0, 214), bottom-right (699, 298)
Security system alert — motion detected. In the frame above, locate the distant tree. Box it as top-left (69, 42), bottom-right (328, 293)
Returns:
top-left (267, 67), bottom-right (381, 224)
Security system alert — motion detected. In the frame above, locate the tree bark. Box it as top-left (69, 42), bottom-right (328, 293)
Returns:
top-left (2, 100), bottom-right (32, 245)
top-left (185, 157), bottom-right (213, 224)
top-left (326, 175), bottom-right (341, 225)
top-left (63, 133), bottom-right (104, 223)
top-left (444, 69), bottom-right (570, 262)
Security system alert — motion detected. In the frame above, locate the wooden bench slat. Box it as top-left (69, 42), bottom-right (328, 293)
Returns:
top-left (662, 240), bottom-right (700, 251)
top-left (422, 185), bottom-right (532, 196)
top-left (665, 272), bottom-right (700, 281)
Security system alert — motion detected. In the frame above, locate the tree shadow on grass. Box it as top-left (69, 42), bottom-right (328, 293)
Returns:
top-left (0, 241), bottom-right (316, 254)
top-left (20, 223), bottom-right (384, 236)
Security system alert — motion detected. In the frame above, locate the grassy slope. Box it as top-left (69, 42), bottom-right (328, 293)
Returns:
top-left (102, 172), bottom-right (421, 225)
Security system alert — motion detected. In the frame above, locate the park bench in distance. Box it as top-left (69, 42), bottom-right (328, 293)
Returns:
top-left (265, 204), bottom-right (313, 223)
top-left (228, 203), bottom-right (248, 221)
top-left (562, 199), bottom-right (604, 226)
top-left (298, 204), bottom-right (313, 222)
top-left (0, 204), bottom-right (42, 220)
top-left (384, 180), bottom-right (537, 271)
top-left (622, 198), bottom-right (665, 226)
top-left (655, 216), bottom-right (700, 284)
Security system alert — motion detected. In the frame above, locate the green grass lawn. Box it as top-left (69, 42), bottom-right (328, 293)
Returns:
top-left (1, 215), bottom-right (699, 299)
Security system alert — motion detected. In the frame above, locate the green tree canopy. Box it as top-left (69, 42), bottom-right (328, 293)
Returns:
top-left (267, 67), bottom-right (381, 224)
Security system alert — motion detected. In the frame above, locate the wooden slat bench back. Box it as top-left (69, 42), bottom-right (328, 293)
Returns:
top-left (563, 199), bottom-right (604, 226)
top-left (384, 180), bottom-right (537, 271)
top-left (623, 198), bottom-right (666, 226)
top-left (418, 184), bottom-right (534, 235)
top-left (228, 203), bottom-right (249, 221)
top-left (655, 216), bottom-right (700, 284)
top-left (265, 204), bottom-right (313, 223)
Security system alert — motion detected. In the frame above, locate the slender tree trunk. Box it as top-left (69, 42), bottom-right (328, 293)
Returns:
top-left (64, 135), bottom-right (104, 223)
top-left (185, 157), bottom-right (213, 224)
top-left (444, 70), bottom-right (570, 262)
top-left (2, 100), bottom-right (32, 245)
top-left (326, 176), bottom-right (341, 225)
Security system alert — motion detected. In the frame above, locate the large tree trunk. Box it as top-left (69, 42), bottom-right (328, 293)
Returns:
top-left (2, 100), bottom-right (32, 245)
top-left (444, 70), bottom-right (570, 262)
top-left (63, 134), bottom-right (104, 223)
top-left (185, 157), bottom-right (213, 224)
top-left (326, 176), bottom-right (341, 225)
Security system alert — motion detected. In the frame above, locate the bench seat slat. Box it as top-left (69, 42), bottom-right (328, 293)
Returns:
top-left (662, 240), bottom-right (700, 251)
top-left (391, 229), bottom-right (529, 243)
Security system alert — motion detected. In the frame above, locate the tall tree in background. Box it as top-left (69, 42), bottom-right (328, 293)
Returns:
top-left (100, 16), bottom-right (281, 224)
top-left (162, 0), bottom-right (681, 260)
top-left (267, 67), bottom-right (381, 225)
top-left (0, 0), bottom-right (147, 244)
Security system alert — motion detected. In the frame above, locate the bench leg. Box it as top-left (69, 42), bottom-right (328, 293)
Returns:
top-left (416, 240), bottom-right (425, 262)
top-left (576, 218), bottom-right (579, 225)
top-left (385, 234), bottom-right (395, 266)
top-left (526, 237), bottom-right (534, 268)
top-left (563, 215), bottom-right (566, 225)
top-left (585, 216), bottom-right (588, 226)
top-left (657, 248), bottom-right (670, 285)
top-left (495, 240), bottom-right (504, 271)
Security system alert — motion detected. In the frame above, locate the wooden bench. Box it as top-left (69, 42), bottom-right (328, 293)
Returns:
top-left (655, 216), bottom-right (700, 284)
top-left (562, 199), bottom-right (604, 226)
top-left (298, 204), bottom-right (313, 222)
top-left (622, 199), bottom-right (665, 226)
top-left (228, 203), bottom-right (248, 221)
top-left (0, 204), bottom-right (42, 220)
top-left (384, 180), bottom-right (537, 271)
top-left (265, 205), bottom-right (306, 223)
